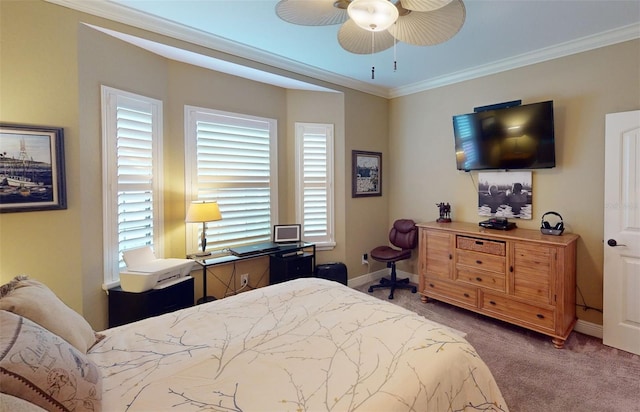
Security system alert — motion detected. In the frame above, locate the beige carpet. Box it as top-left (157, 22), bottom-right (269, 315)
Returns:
top-left (356, 282), bottom-right (640, 412)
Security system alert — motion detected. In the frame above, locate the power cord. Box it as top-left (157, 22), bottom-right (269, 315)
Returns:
top-left (467, 171), bottom-right (477, 192)
top-left (576, 284), bottom-right (603, 313)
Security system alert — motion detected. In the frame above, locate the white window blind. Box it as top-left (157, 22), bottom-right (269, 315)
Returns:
top-left (295, 123), bottom-right (335, 248)
top-left (101, 86), bottom-right (163, 287)
top-left (185, 106), bottom-right (277, 254)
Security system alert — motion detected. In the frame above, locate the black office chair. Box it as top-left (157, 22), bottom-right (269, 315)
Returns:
top-left (368, 219), bottom-right (418, 300)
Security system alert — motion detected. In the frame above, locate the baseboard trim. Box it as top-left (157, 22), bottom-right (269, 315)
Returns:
top-left (574, 319), bottom-right (603, 339)
top-left (348, 270), bottom-right (416, 288)
top-left (348, 270), bottom-right (386, 288)
top-left (349, 272), bottom-right (603, 339)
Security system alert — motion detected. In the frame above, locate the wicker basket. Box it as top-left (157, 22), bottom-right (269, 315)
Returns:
top-left (457, 236), bottom-right (506, 256)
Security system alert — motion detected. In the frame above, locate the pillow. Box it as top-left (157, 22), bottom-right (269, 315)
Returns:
top-left (0, 392), bottom-right (47, 412)
top-left (0, 310), bottom-right (102, 412)
top-left (0, 276), bottom-right (103, 354)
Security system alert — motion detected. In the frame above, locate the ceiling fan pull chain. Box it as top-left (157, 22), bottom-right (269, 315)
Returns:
top-left (371, 31), bottom-right (375, 79)
top-left (393, 28), bottom-right (397, 72)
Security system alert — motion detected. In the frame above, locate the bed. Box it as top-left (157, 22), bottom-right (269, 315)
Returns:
top-left (1, 276), bottom-right (508, 411)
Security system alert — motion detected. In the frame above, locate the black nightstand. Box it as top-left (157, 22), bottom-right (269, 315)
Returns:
top-left (269, 251), bottom-right (315, 284)
top-left (108, 277), bottom-right (194, 328)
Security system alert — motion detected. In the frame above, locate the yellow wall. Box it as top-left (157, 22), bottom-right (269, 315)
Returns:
top-left (1, 1), bottom-right (637, 330)
top-left (0, 0), bottom-right (84, 318)
top-left (0, 1), bottom-right (389, 330)
top-left (389, 40), bottom-right (640, 324)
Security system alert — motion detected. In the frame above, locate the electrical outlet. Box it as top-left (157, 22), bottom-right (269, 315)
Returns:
top-left (362, 253), bottom-right (368, 265)
top-left (240, 273), bottom-right (249, 287)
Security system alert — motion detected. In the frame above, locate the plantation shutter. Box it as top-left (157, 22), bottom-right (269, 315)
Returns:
top-left (295, 123), bottom-right (334, 247)
top-left (185, 107), bottom-right (277, 253)
top-left (102, 86), bottom-right (163, 286)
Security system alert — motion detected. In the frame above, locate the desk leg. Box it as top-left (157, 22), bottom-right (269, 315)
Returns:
top-left (197, 265), bottom-right (217, 304)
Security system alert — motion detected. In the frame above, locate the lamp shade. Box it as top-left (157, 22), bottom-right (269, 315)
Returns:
top-left (347, 0), bottom-right (399, 32)
top-left (186, 201), bottom-right (222, 223)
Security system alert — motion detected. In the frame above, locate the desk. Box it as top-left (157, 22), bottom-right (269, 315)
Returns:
top-left (191, 242), bottom-right (315, 304)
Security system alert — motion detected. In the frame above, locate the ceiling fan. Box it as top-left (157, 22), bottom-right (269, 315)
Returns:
top-left (275, 0), bottom-right (466, 55)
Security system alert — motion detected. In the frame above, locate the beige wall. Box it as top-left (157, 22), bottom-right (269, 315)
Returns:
top-left (2, 0), bottom-right (636, 330)
top-left (389, 40), bottom-right (640, 324)
top-left (344, 91), bottom-right (390, 274)
top-left (285, 90), bottom-right (347, 264)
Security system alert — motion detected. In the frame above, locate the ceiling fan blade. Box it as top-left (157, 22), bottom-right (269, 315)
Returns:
top-left (338, 19), bottom-right (394, 54)
top-left (389, 0), bottom-right (465, 46)
top-left (400, 0), bottom-right (454, 12)
top-left (275, 0), bottom-right (350, 26)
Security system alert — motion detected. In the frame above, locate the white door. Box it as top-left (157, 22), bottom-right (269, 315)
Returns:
top-left (603, 110), bottom-right (640, 355)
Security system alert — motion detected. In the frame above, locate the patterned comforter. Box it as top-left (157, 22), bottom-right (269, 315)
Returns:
top-left (89, 278), bottom-right (508, 411)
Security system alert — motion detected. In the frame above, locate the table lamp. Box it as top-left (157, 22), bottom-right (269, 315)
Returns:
top-left (186, 200), bottom-right (222, 258)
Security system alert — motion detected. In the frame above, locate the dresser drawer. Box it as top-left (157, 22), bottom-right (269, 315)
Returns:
top-left (456, 268), bottom-right (505, 292)
top-left (457, 236), bottom-right (505, 256)
top-left (422, 277), bottom-right (477, 307)
top-left (456, 249), bottom-right (506, 273)
top-left (481, 292), bottom-right (555, 331)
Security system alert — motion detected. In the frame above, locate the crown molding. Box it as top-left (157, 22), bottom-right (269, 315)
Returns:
top-left (389, 23), bottom-right (640, 98)
top-left (45, 0), bottom-right (390, 98)
top-left (46, 1), bottom-right (639, 100)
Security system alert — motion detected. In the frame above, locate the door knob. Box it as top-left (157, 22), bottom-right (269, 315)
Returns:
top-left (607, 239), bottom-right (626, 247)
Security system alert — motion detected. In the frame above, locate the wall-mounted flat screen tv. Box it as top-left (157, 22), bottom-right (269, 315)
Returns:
top-left (453, 100), bottom-right (556, 171)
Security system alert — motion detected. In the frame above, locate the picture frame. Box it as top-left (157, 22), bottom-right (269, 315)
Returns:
top-left (477, 171), bottom-right (532, 219)
top-left (0, 123), bottom-right (67, 213)
top-left (352, 150), bottom-right (382, 198)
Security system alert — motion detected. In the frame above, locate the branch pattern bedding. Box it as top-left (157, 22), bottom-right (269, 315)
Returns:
top-left (89, 278), bottom-right (508, 411)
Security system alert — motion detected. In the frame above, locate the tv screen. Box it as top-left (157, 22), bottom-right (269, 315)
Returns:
top-left (453, 101), bottom-right (556, 171)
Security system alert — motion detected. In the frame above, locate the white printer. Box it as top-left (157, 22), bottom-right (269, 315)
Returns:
top-left (119, 246), bottom-right (195, 293)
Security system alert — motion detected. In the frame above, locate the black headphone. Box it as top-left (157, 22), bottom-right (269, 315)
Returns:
top-left (540, 211), bottom-right (564, 235)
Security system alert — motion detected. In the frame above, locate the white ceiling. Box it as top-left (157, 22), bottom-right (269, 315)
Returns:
top-left (50, 0), bottom-right (640, 98)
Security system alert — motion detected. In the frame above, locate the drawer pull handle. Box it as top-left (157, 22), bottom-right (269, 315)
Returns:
top-left (489, 300), bottom-right (496, 305)
top-left (510, 266), bottom-right (514, 272)
top-left (476, 277), bottom-right (482, 282)
top-left (449, 254), bottom-right (452, 260)
top-left (429, 283), bottom-right (435, 288)
top-left (475, 241), bottom-right (484, 245)
top-left (536, 314), bottom-right (545, 319)
top-left (476, 260), bottom-right (483, 264)
top-left (463, 293), bottom-right (470, 298)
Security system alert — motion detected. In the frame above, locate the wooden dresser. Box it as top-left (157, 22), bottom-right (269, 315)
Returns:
top-left (417, 221), bottom-right (579, 348)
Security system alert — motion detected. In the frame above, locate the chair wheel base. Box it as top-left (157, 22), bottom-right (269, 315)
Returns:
top-left (368, 276), bottom-right (417, 300)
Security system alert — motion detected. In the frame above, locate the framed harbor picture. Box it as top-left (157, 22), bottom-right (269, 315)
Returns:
top-left (352, 150), bottom-right (382, 197)
top-left (0, 123), bottom-right (67, 213)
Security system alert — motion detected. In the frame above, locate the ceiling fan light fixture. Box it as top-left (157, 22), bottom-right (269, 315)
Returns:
top-left (347, 0), bottom-right (399, 32)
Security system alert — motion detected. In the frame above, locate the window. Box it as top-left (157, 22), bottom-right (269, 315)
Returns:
top-left (295, 122), bottom-right (335, 249)
top-left (101, 86), bottom-right (163, 288)
top-left (185, 106), bottom-right (277, 253)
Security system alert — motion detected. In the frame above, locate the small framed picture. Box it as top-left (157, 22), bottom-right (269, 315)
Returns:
top-left (352, 150), bottom-right (382, 198)
top-left (0, 123), bottom-right (67, 213)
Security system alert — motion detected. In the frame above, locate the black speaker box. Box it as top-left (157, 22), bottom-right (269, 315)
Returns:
top-left (315, 262), bottom-right (348, 285)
